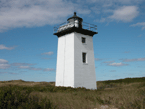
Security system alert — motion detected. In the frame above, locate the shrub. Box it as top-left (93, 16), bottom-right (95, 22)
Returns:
top-left (0, 85), bottom-right (56, 109)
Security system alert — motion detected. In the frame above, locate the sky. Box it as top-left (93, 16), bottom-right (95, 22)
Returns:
top-left (0, 0), bottom-right (145, 82)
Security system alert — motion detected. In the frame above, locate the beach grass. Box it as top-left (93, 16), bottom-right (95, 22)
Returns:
top-left (0, 77), bottom-right (144, 109)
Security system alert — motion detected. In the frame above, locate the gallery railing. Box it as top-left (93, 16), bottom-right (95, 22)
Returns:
top-left (53, 21), bottom-right (97, 33)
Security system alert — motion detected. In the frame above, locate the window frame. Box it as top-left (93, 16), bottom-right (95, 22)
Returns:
top-left (82, 37), bottom-right (86, 44)
top-left (82, 52), bottom-right (87, 63)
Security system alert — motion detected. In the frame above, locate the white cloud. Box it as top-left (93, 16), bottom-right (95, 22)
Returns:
top-left (11, 63), bottom-right (36, 66)
top-left (0, 44), bottom-right (15, 50)
top-left (0, 59), bottom-right (54, 71)
top-left (0, 59), bottom-right (10, 69)
top-left (87, 0), bottom-right (143, 5)
top-left (108, 6), bottom-right (139, 22)
top-left (103, 61), bottom-right (115, 63)
top-left (121, 57), bottom-right (145, 62)
top-left (0, 0), bottom-right (91, 32)
top-left (137, 34), bottom-right (142, 37)
top-left (95, 58), bottom-right (103, 61)
top-left (44, 68), bottom-right (55, 71)
top-left (19, 66), bottom-right (41, 71)
top-left (130, 22), bottom-right (145, 30)
top-left (29, 67), bottom-right (42, 71)
top-left (0, 64), bottom-right (11, 69)
top-left (110, 70), bottom-right (116, 72)
top-left (91, 0), bottom-right (143, 23)
top-left (18, 65), bottom-right (51, 71)
top-left (19, 66), bottom-right (30, 69)
top-left (0, 59), bottom-right (8, 64)
top-left (42, 52), bottom-right (54, 55)
top-left (100, 18), bottom-right (106, 23)
top-left (42, 58), bottom-right (52, 60)
top-left (10, 73), bottom-right (17, 74)
top-left (0, 72), bottom-right (8, 74)
top-left (0, 0), bottom-right (143, 31)
top-left (108, 62), bottom-right (128, 66)
top-left (0, 72), bottom-right (17, 74)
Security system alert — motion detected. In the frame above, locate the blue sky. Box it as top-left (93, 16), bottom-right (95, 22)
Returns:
top-left (0, 0), bottom-right (145, 82)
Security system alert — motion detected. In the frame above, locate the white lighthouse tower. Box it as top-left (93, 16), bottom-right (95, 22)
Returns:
top-left (54, 12), bottom-right (98, 89)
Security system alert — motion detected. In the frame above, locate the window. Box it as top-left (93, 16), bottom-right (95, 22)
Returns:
top-left (82, 37), bottom-right (86, 43)
top-left (82, 53), bottom-right (86, 63)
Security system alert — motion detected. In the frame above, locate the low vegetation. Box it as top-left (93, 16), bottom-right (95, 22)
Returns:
top-left (0, 77), bottom-right (145, 109)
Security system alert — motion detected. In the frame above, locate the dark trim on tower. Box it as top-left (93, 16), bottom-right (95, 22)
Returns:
top-left (54, 27), bottom-right (98, 37)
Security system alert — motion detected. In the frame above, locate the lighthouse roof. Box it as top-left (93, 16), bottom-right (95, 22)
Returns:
top-left (67, 12), bottom-right (83, 22)
top-left (54, 12), bottom-right (98, 37)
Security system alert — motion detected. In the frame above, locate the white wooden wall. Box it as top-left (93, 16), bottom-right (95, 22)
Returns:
top-left (55, 32), bottom-right (97, 89)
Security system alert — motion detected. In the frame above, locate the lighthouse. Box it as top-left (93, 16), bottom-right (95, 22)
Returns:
top-left (54, 12), bottom-right (98, 89)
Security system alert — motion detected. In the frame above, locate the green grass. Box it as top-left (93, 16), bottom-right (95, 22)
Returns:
top-left (0, 77), bottom-right (145, 109)
top-left (0, 85), bottom-right (56, 109)
top-left (102, 77), bottom-right (145, 84)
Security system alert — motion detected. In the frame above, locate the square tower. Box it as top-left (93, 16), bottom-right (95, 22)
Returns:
top-left (54, 12), bottom-right (98, 89)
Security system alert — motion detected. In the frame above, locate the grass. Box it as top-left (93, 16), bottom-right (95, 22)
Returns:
top-left (0, 77), bottom-right (144, 109)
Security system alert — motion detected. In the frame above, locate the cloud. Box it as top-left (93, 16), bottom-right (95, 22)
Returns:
top-left (0, 0), bottom-right (143, 32)
top-left (42, 58), bottom-right (53, 60)
top-left (110, 70), bottom-right (116, 72)
top-left (11, 63), bottom-right (36, 66)
top-left (95, 58), bottom-right (103, 61)
top-left (0, 72), bottom-right (17, 74)
top-left (121, 57), bottom-right (145, 62)
top-left (108, 62), bottom-right (128, 66)
top-left (137, 34), bottom-right (142, 37)
top-left (41, 52), bottom-right (54, 55)
top-left (100, 18), bottom-right (106, 23)
top-left (19, 71), bottom-right (28, 73)
top-left (0, 64), bottom-right (11, 69)
top-left (0, 59), bottom-right (8, 64)
top-left (87, 0), bottom-right (143, 4)
top-left (103, 61), bottom-right (115, 63)
top-left (0, 44), bottom-right (16, 50)
top-left (0, 59), bottom-right (10, 69)
top-left (91, 0), bottom-right (143, 23)
top-left (0, 72), bottom-right (8, 74)
top-left (18, 65), bottom-right (54, 71)
top-left (0, 0), bottom-right (91, 32)
top-left (43, 68), bottom-right (55, 72)
top-left (19, 66), bottom-right (41, 71)
top-left (0, 59), bottom-right (54, 71)
top-left (19, 66), bottom-right (30, 69)
top-left (10, 73), bottom-right (18, 74)
top-left (29, 67), bottom-right (42, 71)
top-left (108, 6), bottom-right (139, 22)
top-left (130, 22), bottom-right (145, 30)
